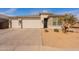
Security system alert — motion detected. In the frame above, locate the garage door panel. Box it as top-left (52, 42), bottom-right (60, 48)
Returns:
top-left (23, 20), bottom-right (43, 28)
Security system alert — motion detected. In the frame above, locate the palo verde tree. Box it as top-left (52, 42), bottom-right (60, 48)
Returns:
top-left (60, 14), bottom-right (77, 33)
top-left (63, 14), bottom-right (77, 26)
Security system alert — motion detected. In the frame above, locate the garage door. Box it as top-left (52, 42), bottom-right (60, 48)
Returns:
top-left (23, 18), bottom-right (43, 28)
top-left (12, 20), bottom-right (21, 28)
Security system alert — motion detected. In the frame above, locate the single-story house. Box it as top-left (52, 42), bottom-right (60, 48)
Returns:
top-left (8, 12), bottom-right (65, 29)
top-left (0, 12), bottom-right (69, 29)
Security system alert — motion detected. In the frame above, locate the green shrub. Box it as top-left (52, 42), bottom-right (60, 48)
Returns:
top-left (54, 29), bottom-right (59, 32)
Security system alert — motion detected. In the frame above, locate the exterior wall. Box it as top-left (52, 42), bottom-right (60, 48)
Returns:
top-left (12, 19), bottom-right (21, 28)
top-left (23, 18), bottom-right (43, 28)
top-left (48, 17), bottom-right (53, 28)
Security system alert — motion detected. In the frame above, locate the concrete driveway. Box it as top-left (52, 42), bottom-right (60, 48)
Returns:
top-left (0, 29), bottom-right (42, 51)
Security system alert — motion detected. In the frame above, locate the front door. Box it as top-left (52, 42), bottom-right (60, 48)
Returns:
top-left (43, 18), bottom-right (48, 28)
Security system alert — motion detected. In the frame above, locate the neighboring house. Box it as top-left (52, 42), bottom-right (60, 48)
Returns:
top-left (68, 21), bottom-right (79, 32)
top-left (9, 12), bottom-right (64, 29)
top-left (0, 14), bottom-right (9, 29)
top-left (71, 21), bottom-right (79, 28)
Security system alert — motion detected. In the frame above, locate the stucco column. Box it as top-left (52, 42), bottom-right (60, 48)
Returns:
top-left (21, 19), bottom-right (23, 29)
top-left (18, 18), bottom-right (23, 29)
top-left (9, 19), bottom-right (12, 28)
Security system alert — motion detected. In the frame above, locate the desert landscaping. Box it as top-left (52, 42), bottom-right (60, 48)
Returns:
top-left (42, 29), bottom-right (79, 50)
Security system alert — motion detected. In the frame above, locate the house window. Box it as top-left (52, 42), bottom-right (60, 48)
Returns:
top-left (52, 17), bottom-right (62, 26)
top-left (58, 19), bottom-right (62, 25)
top-left (53, 18), bottom-right (56, 26)
top-left (53, 17), bottom-right (58, 26)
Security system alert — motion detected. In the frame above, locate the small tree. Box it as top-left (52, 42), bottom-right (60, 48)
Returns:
top-left (64, 14), bottom-right (76, 26)
top-left (62, 14), bottom-right (77, 32)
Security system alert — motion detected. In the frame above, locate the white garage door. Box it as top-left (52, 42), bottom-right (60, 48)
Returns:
top-left (12, 20), bottom-right (21, 28)
top-left (23, 18), bottom-right (43, 28)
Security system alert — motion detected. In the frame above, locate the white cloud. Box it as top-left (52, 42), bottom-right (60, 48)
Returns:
top-left (42, 10), bottom-right (49, 13)
top-left (5, 8), bottom-right (17, 14)
top-left (27, 9), bottom-right (50, 15)
top-left (29, 11), bottom-right (40, 15)
top-left (0, 8), bottom-right (17, 16)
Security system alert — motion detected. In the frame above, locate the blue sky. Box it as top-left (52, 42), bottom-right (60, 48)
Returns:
top-left (0, 8), bottom-right (79, 18)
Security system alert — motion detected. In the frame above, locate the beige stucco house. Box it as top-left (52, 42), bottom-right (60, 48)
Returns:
top-left (8, 12), bottom-right (65, 29)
